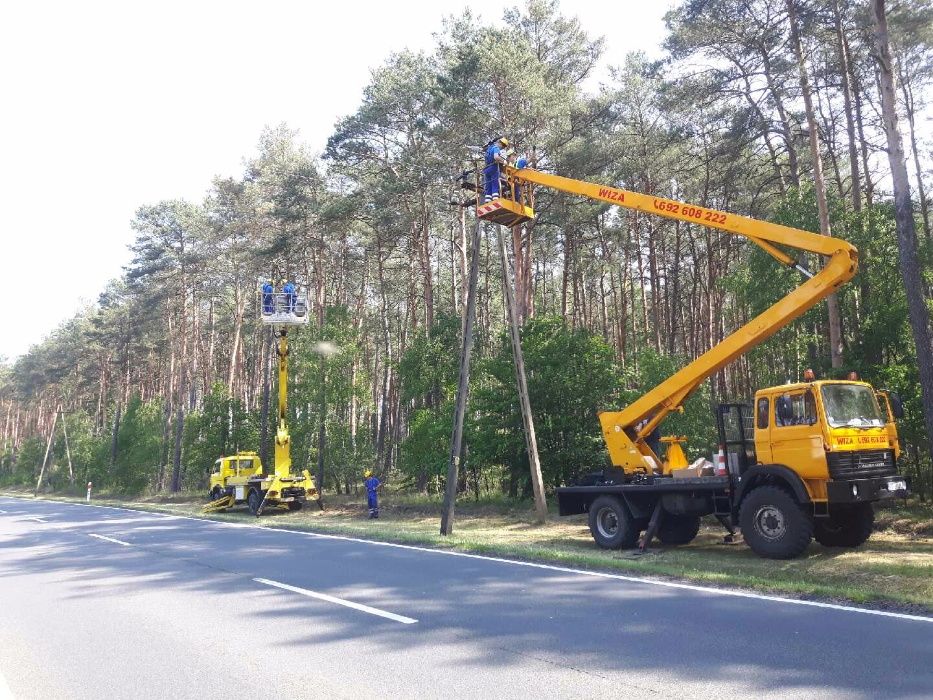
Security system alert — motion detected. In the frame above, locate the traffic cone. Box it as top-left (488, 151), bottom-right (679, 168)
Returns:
top-left (715, 446), bottom-right (728, 476)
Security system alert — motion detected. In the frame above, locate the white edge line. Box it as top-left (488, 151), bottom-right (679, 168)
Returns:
top-left (0, 509), bottom-right (7, 513)
top-left (26, 517), bottom-right (45, 523)
top-left (8, 495), bottom-right (932, 624)
top-left (88, 533), bottom-right (132, 547)
top-left (254, 577), bottom-right (417, 624)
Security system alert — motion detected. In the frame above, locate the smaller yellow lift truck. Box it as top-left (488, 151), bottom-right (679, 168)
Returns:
top-left (468, 153), bottom-right (909, 559)
top-left (205, 285), bottom-right (317, 516)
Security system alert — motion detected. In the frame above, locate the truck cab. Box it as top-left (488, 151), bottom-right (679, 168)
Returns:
top-left (209, 452), bottom-right (263, 494)
top-left (710, 379), bottom-right (909, 557)
top-left (751, 380), bottom-right (906, 505)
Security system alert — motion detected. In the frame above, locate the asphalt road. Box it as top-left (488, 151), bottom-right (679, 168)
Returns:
top-left (0, 497), bottom-right (930, 699)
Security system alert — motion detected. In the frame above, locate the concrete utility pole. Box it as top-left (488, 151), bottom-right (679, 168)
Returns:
top-left (497, 225), bottom-right (547, 523)
top-left (441, 217), bottom-right (483, 535)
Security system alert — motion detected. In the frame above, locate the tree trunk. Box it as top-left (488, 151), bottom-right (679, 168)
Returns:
top-left (171, 406), bottom-right (184, 492)
top-left (834, 0), bottom-right (861, 213)
top-left (872, 0), bottom-right (933, 467)
top-left (110, 402), bottom-right (122, 469)
top-left (158, 399), bottom-right (172, 491)
top-left (898, 71), bottom-right (931, 241)
top-left (787, 0), bottom-right (844, 368)
top-left (497, 225), bottom-right (547, 523)
top-left (848, 39), bottom-right (874, 207)
top-left (316, 358), bottom-right (326, 494)
top-left (259, 328), bottom-right (273, 470)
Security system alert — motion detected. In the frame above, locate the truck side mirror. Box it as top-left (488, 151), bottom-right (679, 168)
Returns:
top-left (890, 393), bottom-right (905, 420)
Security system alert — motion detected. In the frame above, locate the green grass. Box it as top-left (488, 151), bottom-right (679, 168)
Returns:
top-left (5, 488), bottom-right (932, 614)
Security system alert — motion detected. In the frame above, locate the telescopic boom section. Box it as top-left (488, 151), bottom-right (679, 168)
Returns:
top-left (274, 330), bottom-right (292, 476)
top-left (502, 165), bottom-right (858, 474)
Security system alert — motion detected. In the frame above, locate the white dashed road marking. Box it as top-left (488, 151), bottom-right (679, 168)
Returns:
top-left (88, 533), bottom-right (132, 546)
top-left (254, 577), bottom-right (418, 624)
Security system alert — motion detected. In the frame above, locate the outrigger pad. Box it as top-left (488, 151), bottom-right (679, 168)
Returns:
top-left (476, 198), bottom-right (534, 226)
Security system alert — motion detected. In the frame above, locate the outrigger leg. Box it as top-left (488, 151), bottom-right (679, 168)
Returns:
top-left (202, 495), bottom-right (234, 513)
top-left (637, 499), bottom-right (665, 553)
top-left (716, 514), bottom-right (738, 543)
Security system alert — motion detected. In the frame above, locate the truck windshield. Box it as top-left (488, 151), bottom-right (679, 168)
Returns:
top-left (821, 384), bottom-right (884, 428)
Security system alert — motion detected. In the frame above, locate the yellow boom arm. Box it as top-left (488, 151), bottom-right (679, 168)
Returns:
top-left (505, 166), bottom-right (858, 473)
top-left (274, 330), bottom-right (291, 477)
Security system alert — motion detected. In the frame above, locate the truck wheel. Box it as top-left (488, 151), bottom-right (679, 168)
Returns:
top-left (814, 503), bottom-right (874, 548)
top-left (658, 514), bottom-right (701, 545)
top-left (287, 502), bottom-right (303, 512)
top-left (740, 485), bottom-right (813, 559)
top-left (247, 489), bottom-right (263, 516)
top-left (588, 495), bottom-right (638, 549)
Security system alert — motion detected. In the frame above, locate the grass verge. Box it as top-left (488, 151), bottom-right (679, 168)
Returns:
top-left (4, 488), bottom-right (931, 615)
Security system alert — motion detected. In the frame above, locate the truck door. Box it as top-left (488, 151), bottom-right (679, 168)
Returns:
top-left (769, 390), bottom-right (824, 478)
top-left (716, 403), bottom-right (756, 475)
top-left (876, 391), bottom-right (902, 459)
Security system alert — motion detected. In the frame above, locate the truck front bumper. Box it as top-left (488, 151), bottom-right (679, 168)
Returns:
top-left (826, 475), bottom-right (909, 504)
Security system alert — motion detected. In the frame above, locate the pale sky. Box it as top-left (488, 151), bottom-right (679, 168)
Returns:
top-left (0, 0), bottom-right (672, 361)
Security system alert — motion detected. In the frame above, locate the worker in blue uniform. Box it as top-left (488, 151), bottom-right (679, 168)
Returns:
top-left (261, 280), bottom-right (274, 314)
top-left (483, 137), bottom-right (510, 202)
top-left (364, 470), bottom-right (380, 518)
top-left (283, 280), bottom-right (296, 313)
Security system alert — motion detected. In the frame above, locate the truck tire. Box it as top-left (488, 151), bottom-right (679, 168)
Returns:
top-left (247, 489), bottom-right (262, 516)
top-left (588, 495), bottom-right (638, 549)
top-left (814, 503), bottom-right (874, 548)
top-left (287, 501), bottom-right (303, 512)
top-left (658, 514), bottom-right (701, 545)
top-left (739, 485), bottom-right (813, 559)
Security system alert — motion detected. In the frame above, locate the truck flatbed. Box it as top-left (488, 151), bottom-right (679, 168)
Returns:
top-left (558, 476), bottom-right (730, 494)
top-left (556, 476), bottom-right (731, 517)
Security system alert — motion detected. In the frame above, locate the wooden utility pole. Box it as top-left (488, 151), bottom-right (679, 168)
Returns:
top-left (441, 217), bottom-right (482, 535)
top-left (35, 409), bottom-right (58, 495)
top-left (497, 225), bottom-right (547, 523)
top-left (60, 405), bottom-right (74, 486)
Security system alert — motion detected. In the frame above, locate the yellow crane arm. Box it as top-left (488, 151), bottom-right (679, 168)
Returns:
top-left (274, 330), bottom-right (292, 476)
top-left (505, 166), bottom-right (858, 473)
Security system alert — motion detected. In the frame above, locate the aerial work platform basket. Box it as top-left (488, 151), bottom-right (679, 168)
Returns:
top-left (476, 197), bottom-right (535, 227)
top-left (460, 159), bottom-right (535, 227)
top-left (259, 290), bottom-right (309, 325)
